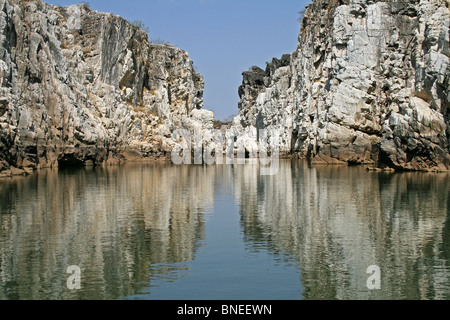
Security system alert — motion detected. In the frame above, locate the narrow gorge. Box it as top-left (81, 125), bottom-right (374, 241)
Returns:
top-left (1, 0), bottom-right (449, 175)
top-left (1, 0), bottom-right (450, 302)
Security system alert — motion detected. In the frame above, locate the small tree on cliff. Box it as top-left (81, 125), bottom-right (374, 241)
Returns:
top-left (297, 9), bottom-right (305, 23)
top-left (132, 20), bottom-right (150, 34)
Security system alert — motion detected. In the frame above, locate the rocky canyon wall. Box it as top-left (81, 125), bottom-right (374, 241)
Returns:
top-left (0, 0), bottom-right (213, 176)
top-left (233, 0), bottom-right (450, 171)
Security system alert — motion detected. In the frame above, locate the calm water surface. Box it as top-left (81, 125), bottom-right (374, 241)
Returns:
top-left (0, 160), bottom-right (449, 300)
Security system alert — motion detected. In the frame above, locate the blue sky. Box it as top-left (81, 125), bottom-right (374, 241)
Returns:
top-left (46, 0), bottom-right (311, 121)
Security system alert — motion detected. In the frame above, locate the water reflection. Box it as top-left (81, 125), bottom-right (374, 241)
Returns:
top-left (235, 161), bottom-right (450, 300)
top-left (0, 163), bottom-right (214, 300)
top-left (0, 161), bottom-right (448, 300)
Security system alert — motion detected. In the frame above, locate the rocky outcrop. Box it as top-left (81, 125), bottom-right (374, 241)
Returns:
top-left (233, 0), bottom-right (450, 171)
top-left (0, 0), bottom-right (213, 176)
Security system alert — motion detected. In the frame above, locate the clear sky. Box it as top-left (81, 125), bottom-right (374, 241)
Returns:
top-left (46, 0), bottom-right (312, 121)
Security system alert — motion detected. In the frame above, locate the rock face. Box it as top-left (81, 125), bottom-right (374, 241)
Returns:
top-left (234, 0), bottom-right (450, 171)
top-left (0, 0), bottom-right (213, 176)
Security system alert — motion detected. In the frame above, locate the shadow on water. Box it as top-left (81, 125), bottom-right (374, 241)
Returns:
top-left (0, 160), bottom-right (448, 300)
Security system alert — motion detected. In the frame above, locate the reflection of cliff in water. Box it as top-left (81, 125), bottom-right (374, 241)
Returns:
top-left (0, 160), bottom-right (448, 300)
top-left (236, 161), bottom-right (450, 300)
top-left (0, 163), bottom-right (215, 300)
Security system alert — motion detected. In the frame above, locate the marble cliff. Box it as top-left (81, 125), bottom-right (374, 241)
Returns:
top-left (233, 0), bottom-right (450, 171)
top-left (0, 0), bottom-right (213, 176)
top-left (1, 0), bottom-right (449, 175)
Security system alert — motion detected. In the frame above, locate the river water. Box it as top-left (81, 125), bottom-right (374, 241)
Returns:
top-left (0, 160), bottom-right (449, 300)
